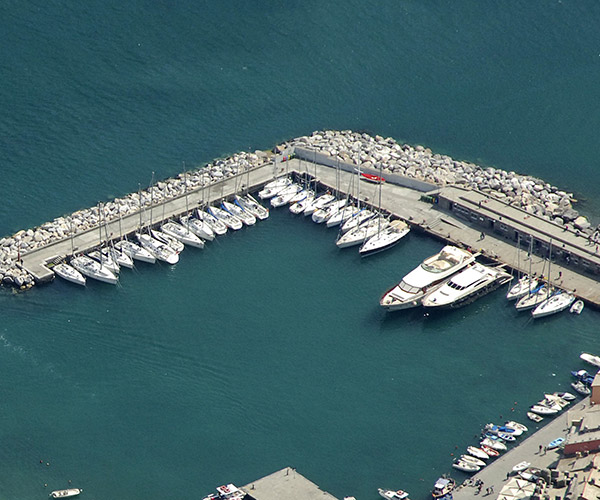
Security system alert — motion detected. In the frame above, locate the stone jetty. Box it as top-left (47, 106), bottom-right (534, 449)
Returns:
top-left (0, 129), bottom-right (595, 290)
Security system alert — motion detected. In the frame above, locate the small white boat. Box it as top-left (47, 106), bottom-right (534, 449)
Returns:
top-left (512, 461), bottom-right (531, 473)
top-left (570, 299), bottom-right (584, 314)
top-left (151, 229), bottom-right (185, 253)
top-left (466, 446), bottom-right (489, 460)
top-left (326, 204), bottom-right (357, 228)
top-left (258, 177), bottom-right (290, 199)
top-left (432, 477), bottom-right (456, 499)
top-left (88, 249), bottom-right (120, 274)
top-left (312, 199), bottom-right (347, 224)
top-left (571, 380), bottom-right (591, 396)
top-left (480, 437), bottom-right (507, 451)
top-left (49, 488), bottom-right (82, 498)
top-left (106, 246), bottom-right (134, 269)
top-left (378, 488), bottom-right (410, 500)
top-left (544, 393), bottom-right (570, 409)
top-left (54, 262), bottom-right (86, 286)
top-left (288, 188), bottom-right (313, 205)
top-left (526, 411), bottom-right (543, 423)
top-left (506, 275), bottom-right (539, 301)
top-left (222, 201), bottom-right (256, 226)
top-left (270, 183), bottom-right (303, 207)
top-left (339, 208), bottom-right (375, 233)
top-left (460, 454), bottom-right (486, 467)
top-left (532, 291), bottom-right (575, 318)
top-left (580, 352), bottom-right (600, 368)
top-left (529, 404), bottom-right (558, 416)
top-left (380, 246), bottom-right (477, 311)
top-left (197, 209), bottom-right (228, 236)
top-left (452, 459), bottom-right (480, 473)
top-left (208, 205), bottom-right (243, 230)
top-left (136, 233), bottom-right (179, 264)
top-left (359, 220), bottom-right (410, 257)
top-left (114, 240), bottom-right (156, 264)
top-left (71, 256), bottom-right (118, 285)
top-left (553, 391), bottom-right (576, 401)
top-left (235, 194), bottom-right (269, 220)
top-left (180, 215), bottom-right (215, 241)
top-left (515, 285), bottom-right (554, 311)
top-left (504, 421), bottom-right (528, 433)
top-left (422, 263), bottom-right (512, 309)
top-left (335, 216), bottom-right (387, 248)
top-left (161, 221), bottom-right (205, 248)
top-left (303, 193), bottom-right (336, 216)
top-left (289, 191), bottom-right (315, 214)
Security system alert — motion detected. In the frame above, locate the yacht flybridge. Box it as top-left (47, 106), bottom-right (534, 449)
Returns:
top-left (380, 246), bottom-right (477, 311)
top-left (421, 263), bottom-right (512, 309)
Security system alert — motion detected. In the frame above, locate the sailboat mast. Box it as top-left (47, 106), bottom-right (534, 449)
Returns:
top-left (138, 183), bottom-right (142, 231)
top-left (149, 171), bottom-right (155, 233)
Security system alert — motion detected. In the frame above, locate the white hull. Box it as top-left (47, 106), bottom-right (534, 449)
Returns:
top-left (208, 206), bottom-right (243, 230)
top-left (151, 229), bottom-right (185, 253)
top-left (161, 222), bottom-right (205, 248)
top-left (326, 205), bottom-right (357, 228)
top-left (580, 352), bottom-right (600, 368)
top-left (222, 201), bottom-right (256, 226)
top-left (312, 199), bottom-right (347, 224)
top-left (290, 193), bottom-right (315, 214)
top-left (303, 193), bottom-right (336, 215)
top-left (258, 178), bottom-right (290, 199)
top-left (197, 209), bottom-right (228, 235)
top-left (235, 195), bottom-right (269, 220)
top-left (180, 215), bottom-right (215, 241)
top-left (506, 276), bottom-right (539, 300)
top-left (270, 184), bottom-right (303, 207)
top-left (136, 233), bottom-right (179, 264)
top-left (340, 209), bottom-right (375, 233)
top-left (336, 216), bottom-right (385, 248)
top-left (54, 263), bottom-right (86, 286)
top-left (88, 250), bottom-right (120, 274)
top-left (114, 240), bottom-right (156, 263)
top-left (359, 220), bottom-right (409, 257)
top-left (71, 256), bottom-right (118, 284)
top-left (531, 292), bottom-right (575, 318)
top-left (515, 286), bottom-right (553, 311)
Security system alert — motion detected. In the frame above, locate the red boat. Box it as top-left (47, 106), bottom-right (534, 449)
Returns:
top-left (360, 172), bottom-right (386, 184)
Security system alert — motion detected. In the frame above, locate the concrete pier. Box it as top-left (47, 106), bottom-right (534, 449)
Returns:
top-left (242, 467), bottom-right (339, 500)
top-left (287, 158), bottom-right (600, 307)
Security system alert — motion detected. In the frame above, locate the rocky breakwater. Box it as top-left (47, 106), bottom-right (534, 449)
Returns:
top-left (288, 130), bottom-right (593, 233)
top-left (0, 151), bottom-right (269, 290)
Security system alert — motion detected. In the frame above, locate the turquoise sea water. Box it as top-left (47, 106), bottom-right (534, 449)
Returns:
top-left (2, 1), bottom-right (600, 499)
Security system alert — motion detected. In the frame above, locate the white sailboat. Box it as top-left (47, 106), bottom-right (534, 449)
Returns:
top-left (235, 194), bottom-right (269, 220)
top-left (312, 199), bottom-right (347, 224)
top-left (161, 221), bottom-right (205, 248)
top-left (290, 191), bottom-right (316, 214)
top-left (136, 233), bottom-right (179, 264)
top-left (150, 229), bottom-right (185, 253)
top-left (180, 215), bottom-right (215, 241)
top-left (258, 177), bottom-right (290, 199)
top-left (531, 291), bottom-right (575, 318)
top-left (88, 249), bottom-right (120, 275)
top-left (54, 262), bottom-right (86, 286)
top-left (71, 256), bottom-right (118, 284)
top-left (303, 193), bottom-right (336, 216)
top-left (336, 216), bottom-right (387, 248)
top-left (208, 205), bottom-right (243, 230)
top-left (114, 239), bottom-right (156, 264)
top-left (326, 204), bottom-right (358, 228)
top-left (270, 183), bottom-right (303, 207)
top-left (380, 246), bottom-right (477, 311)
top-left (222, 200), bottom-right (256, 226)
top-left (515, 284), bottom-right (554, 311)
top-left (339, 208), bottom-right (375, 233)
top-left (197, 209), bottom-right (228, 236)
top-left (359, 219), bottom-right (410, 257)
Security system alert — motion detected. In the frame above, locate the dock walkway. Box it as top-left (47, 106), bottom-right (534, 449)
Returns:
top-left (243, 467), bottom-right (339, 500)
top-left (286, 159), bottom-right (600, 307)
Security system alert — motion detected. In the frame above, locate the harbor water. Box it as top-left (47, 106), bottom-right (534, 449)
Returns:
top-left (2, 1), bottom-right (600, 499)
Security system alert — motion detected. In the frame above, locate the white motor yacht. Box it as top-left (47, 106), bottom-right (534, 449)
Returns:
top-left (114, 239), bottom-right (156, 264)
top-left (222, 201), bottom-right (256, 226)
top-left (180, 215), bottom-right (215, 241)
top-left (303, 193), bottom-right (336, 215)
top-left (71, 256), bottom-right (118, 285)
top-left (208, 206), bottom-right (243, 230)
top-left (380, 246), bottom-right (477, 311)
top-left (54, 262), bottom-right (86, 286)
top-left (312, 199), bottom-right (347, 224)
top-left (270, 183), bottom-right (303, 207)
top-left (289, 191), bottom-right (316, 214)
top-left (161, 221), bottom-right (205, 248)
top-left (151, 229), bottom-right (185, 253)
top-left (506, 275), bottom-right (539, 301)
top-left (580, 352), bottom-right (600, 368)
top-left (359, 219), bottom-right (410, 257)
top-left (234, 194), bottom-right (269, 220)
top-left (422, 263), bottom-right (512, 309)
top-left (532, 291), bottom-right (575, 318)
top-left (197, 209), bottom-right (228, 236)
top-left (136, 233), bottom-right (179, 264)
top-left (339, 208), bottom-right (375, 233)
top-left (336, 216), bottom-right (386, 248)
top-left (258, 178), bottom-right (290, 199)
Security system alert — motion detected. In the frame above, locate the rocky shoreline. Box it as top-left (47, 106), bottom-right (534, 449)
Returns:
top-left (0, 130), bottom-right (592, 290)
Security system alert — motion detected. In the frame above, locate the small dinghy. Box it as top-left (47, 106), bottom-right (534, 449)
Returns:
top-left (527, 411), bottom-right (544, 423)
top-left (460, 454), bottom-right (486, 468)
top-left (480, 444), bottom-right (500, 457)
top-left (512, 461), bottom-right (531, 473)
top-left (498, 432), bottom-right (517, 442)
top-left (548, 437), bottom-right (565, 450)
top-left (504, 421), bottom-right (528, 433)
top-left (570, 299), bottom-right (584, 314)
top-left (452, 459), bottom-right (480, 473)
top-left (466, 446), bottom-right (489, 460)
top-left (480, 437), bottom-right (507, 451)
top-left (485, 423), bottom-right (520, 436)
top-left (553, 391), bottom-right (576, 401)
top-left (580, 352), bottom-right (600, 368)
top-left (49, 488), bottom-right (82, 498)
top-left (571, 380), bottom-right (591, 396)
top-left (378, 488), bottom-right (410, 500)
